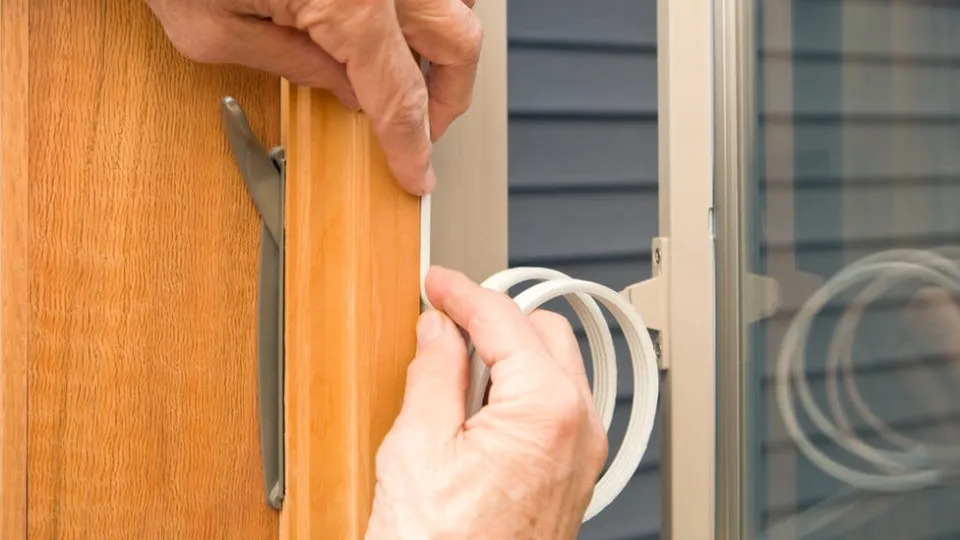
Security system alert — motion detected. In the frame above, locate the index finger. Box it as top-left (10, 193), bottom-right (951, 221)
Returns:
top-left (424, 265), bottom-right (550, 365)
top-left (297, 2), bottom-right (437, 195)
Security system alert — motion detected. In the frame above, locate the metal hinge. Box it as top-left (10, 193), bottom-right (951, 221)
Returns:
top-left (621, 238), bottom-right (780, 371)
top-left (220, 97), bottom-right (285, 510)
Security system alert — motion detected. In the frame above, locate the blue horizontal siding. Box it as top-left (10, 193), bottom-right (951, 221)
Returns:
top-left (509, 48), bottom-right (657, 115)
top-left (507, 2), bottom-right (660, 539)
top-left (509, 119), bottom-right (657, 190)
top-left (508, 0), bottom-right (655, 47)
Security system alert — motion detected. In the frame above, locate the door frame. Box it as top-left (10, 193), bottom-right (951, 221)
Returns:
top-left (714, 0), bottom-right (757, 537)
top-left (656, 0), bottom-right (719, 538)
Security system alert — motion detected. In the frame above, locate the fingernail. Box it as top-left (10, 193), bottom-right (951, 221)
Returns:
top-left (423, 164), bottom-right (438, 194)
top-left (417, 311), bottom-right (443, 349)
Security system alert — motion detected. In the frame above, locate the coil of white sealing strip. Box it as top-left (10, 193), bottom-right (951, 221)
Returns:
top-left (776, 247), bottom-right (960, 493)
top-left (418, 194), bottom-right (660, 522)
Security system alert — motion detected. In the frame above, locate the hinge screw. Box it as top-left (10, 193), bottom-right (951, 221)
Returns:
top-left (654, 248), bottom-right (662, 265)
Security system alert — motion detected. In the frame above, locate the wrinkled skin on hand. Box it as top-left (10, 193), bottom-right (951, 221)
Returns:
top-left (146, 0), bottom-right (483, 195)
top-left (365, 266), bottom-right (608, 539)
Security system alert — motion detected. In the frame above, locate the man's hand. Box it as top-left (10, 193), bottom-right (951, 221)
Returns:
top-left (365, 266), bottom-right (608, 539)
top-left (146, 0), bottom-right (483, 195)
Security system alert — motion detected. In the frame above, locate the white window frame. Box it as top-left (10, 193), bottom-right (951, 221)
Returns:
top-left (435, 2), bottom-right (726, 537)
top-left (428, 2), bottom-right (508, 280)
top-left (655, 0), bottom-right (718, 538)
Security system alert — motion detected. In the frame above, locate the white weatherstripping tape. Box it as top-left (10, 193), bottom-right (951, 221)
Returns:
top-left (776, 247), bottom-right (960, 492)
top-left (419, 193), bottom-right (660, 521)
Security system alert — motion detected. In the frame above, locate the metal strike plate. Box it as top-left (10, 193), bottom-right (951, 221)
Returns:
top-left (220, 96), bottom-right (285, 510)
top-left (622, 238), bottom-right (669, 370)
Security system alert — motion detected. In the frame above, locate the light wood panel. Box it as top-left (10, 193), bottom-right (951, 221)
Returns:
top-left (0, 0), bottom-right (30, 536)
top-left (1, 1), bottom-right (281, 537)
top-left (279, 84), bottom-right (421, 538)
top-left (429, 0), bottom-right (508, 283)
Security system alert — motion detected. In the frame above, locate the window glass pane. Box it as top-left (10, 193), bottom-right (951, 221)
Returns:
top-left (741, 2), bottom-right (960, 537)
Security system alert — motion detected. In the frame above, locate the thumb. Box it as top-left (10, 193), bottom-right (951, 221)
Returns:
top-left (397, 310), bottom-right (469, 435)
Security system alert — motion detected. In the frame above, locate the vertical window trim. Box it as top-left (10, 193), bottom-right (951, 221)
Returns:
top-left (429, 2), bottom-right (509, 281)
top-left (657, 0), bottom-right (719, 538)
top-left (715, 0), bottom-right (757, 538)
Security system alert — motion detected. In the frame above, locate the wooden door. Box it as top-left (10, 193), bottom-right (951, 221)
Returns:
top-left (1, 2), bottom-right (280, 537)
top-left (1, 2), bottom-right (506, 538)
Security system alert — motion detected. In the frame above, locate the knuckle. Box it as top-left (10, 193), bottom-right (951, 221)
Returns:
top-left (275, 51), bottom-right (346, 90)
top-left (374, 431), bottom-right (400, 473)
top-left (409, 147), bottom-right (431, 178)
top-left (405, 354), bottom-right (435, 383)
top-left (467, 292), bottom-right (518, 333)
top-left (374, 82), bottom-right (429, 152)
top-left (459, 16), bottom-right (484, 62)
top-left (405, 356), bottom-right (421, 379)
top-left (374, 442), bottom-right (389, 473)
top-left (289, 0), bottom-right (339, 30)
top-left (590, 427), bottom-right (610, 470)
top-left (417, 12), bottom-right (482, 69)
top-left (911, 286), bottom-right (951, 308)
top-left (149, 2), bottom-right (233, 64)
top-left (531, 309), bottom-right (574, 337)
top-left (449, 95), bottom-right (473, 120)
top-left (372, 82), bottom-right (430, 185)
top-left (430, 14), bottom-right (482, 73)
top-left (489, 290), bottom-right (519, 312)
top-left (387, 84), bottom-right (429, 131)
top-left (167, 24), bottom-right (230, 63)
top-left (545, 381), bottom-right (587, 430)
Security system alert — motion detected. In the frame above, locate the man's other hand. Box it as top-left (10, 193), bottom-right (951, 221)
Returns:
top-left (365, 266), bottom-right (608, 539)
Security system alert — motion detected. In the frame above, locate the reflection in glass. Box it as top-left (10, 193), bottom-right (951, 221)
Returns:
top-left (739, 1), bottom-right (960, 538)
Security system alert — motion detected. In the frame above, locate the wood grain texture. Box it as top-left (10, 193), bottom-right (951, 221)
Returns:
top-left (15, 2), bottom-right (280, 537)
top-left (0, 0), bottom-right (30, 536)
top-left (279, 83), bottom-right (420, 539)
